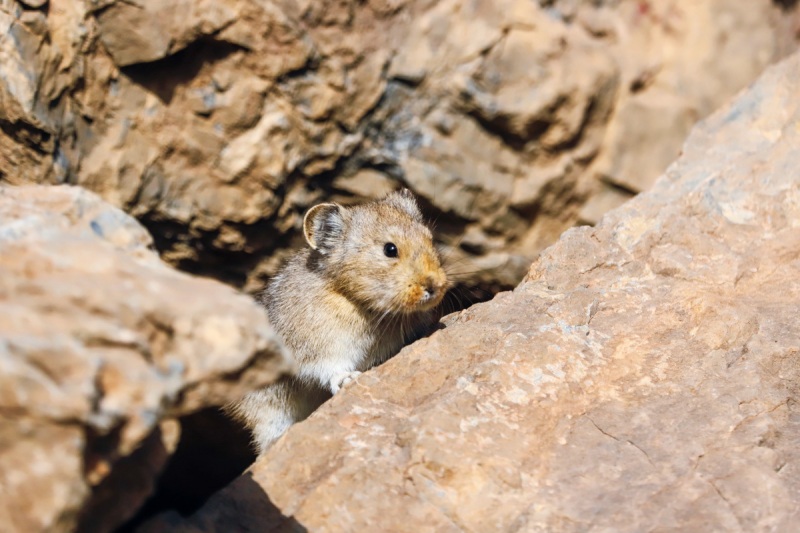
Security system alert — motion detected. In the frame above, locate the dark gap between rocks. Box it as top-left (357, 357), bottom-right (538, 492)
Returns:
top-left (124, 155), bottom-right (503, 529)
top-left (121, 39), bottom-right (245, 105)
top-left (773, 0), bottom-right (799, 10)
top-left (118, 408), bottom-right (256, 532)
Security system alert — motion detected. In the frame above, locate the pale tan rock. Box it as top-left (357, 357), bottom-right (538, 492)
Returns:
top-left (18, 0), bottom-right (47, 8)
top-left (576, 181), bottom-right (630, 225)
top-left (162, 51), bottom-right (800, 533)
top-left (0, 185), bottom-right (290, 533)
top-left (595, 88), bottom-right (698, 193)
top-left (332, 169), bottom-right (395, 199)
top-left (95, 0), bottom-right (238, 67)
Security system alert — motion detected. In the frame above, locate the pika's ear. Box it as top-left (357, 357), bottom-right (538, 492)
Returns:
top-left (303, 203), bottom-right (345, 254)
top-left (384, 188), bottom-right (423, 222)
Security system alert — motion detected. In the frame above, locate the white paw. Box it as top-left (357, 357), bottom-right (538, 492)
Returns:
top-left (330, 371), bottom-right (362, 394)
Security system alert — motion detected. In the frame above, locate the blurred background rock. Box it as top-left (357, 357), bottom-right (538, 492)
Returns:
top-left (2, 0), bottom-right (797, 303)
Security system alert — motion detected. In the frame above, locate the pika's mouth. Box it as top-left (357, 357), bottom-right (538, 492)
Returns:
top-left (420, 288), bottom-right (444, 308)
top-left (402, 282), bottom-right (446, 312)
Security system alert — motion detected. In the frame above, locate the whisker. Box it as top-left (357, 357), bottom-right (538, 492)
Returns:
top-left (445, 270), bottom-right (498, 280)
top-left (457, 285), bottom-right (484, 304)
top-left (438, 243), bottom-right (465, 266)
top-left (436, 232), bottom-right (469, 264)
top-left (371, 292), bottom-right (405, 341)
top-left (370, 309), bottom-right (392, 337)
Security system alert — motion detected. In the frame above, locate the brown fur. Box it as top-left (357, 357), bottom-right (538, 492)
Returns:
top-left (228, 189), bottom-right (448, 453)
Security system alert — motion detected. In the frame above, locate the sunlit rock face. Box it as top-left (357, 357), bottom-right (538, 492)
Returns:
top-left (153, 51), bottom-right (800, 533)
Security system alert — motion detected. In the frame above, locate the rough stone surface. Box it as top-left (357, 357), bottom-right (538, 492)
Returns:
top-left (157, 52), bottom-right (800, 532)
top-left (1, 0), bottom-right (798, 295)
top-left (0, 185), bottom-right (290, 533)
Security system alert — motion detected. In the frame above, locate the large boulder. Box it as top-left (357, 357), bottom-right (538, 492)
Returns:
top-left (1, 0), bottom-right (797, 295)
top-left (0, 185), bottom-right (289, 533)
top-left (153, 50), bottom-right (800, 532)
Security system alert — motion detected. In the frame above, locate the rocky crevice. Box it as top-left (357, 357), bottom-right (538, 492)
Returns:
top-left (1, 1), bottom-right (800, 531)
top-left (143, 50), bottom-right (800, 532)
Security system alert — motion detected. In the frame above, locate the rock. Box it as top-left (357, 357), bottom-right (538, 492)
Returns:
top-left (18, 0), bottom-right (48, 8)
top-left (160, 51), bottom-right (800, 532)
top-left (576, 181), bottom-right (630, 225)
top-left (595, 88), bottom-right (698, 194)
top-left (0, 185), bottom-right (290, 533)
top-left (1, 0), bottom-right (797, 295)
top-left (94, 0), bottom-right (238, 67)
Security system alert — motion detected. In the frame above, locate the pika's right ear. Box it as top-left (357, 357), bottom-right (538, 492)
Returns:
top-left (303, 203), bottom-right (345, 254)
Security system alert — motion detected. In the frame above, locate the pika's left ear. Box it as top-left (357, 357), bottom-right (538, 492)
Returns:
top-left (383, 188), bottom-right (423, 222)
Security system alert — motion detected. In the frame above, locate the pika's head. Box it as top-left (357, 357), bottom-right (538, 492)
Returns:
top-left (303, 189), bottom-right (448, 314)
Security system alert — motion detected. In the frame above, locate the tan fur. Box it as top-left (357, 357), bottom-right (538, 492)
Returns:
top-left (228, 189), bottom-right (448, 453)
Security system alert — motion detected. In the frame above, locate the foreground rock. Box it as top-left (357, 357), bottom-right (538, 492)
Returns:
top-left (1, 0), bottom-right (797, 294)
top-left (0, 185), bottom-right (289, 533)
top-left (160, 52), bottom-right (800, 531)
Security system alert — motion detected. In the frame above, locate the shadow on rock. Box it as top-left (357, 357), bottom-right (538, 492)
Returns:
top-left (120, 407), bottom-right (257, 531)
top-left (137, 472), bottom-right (305, 533)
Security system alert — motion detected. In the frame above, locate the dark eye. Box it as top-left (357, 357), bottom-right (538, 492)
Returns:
top-left (383, 242), bottom-right (398, 258)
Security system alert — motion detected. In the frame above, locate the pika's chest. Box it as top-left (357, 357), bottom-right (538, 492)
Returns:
top-left (333, 313), bottom-right (406, 368)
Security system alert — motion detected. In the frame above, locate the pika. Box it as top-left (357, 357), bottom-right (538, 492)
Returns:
top-left (229, 189), bottom-right (448, 453)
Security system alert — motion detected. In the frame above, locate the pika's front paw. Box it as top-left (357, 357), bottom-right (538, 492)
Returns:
top-left (330, 371), bottom-right (362, 394)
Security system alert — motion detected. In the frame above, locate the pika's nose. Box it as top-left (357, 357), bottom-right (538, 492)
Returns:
top-left (424, 276), bottom-right (441, 298)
